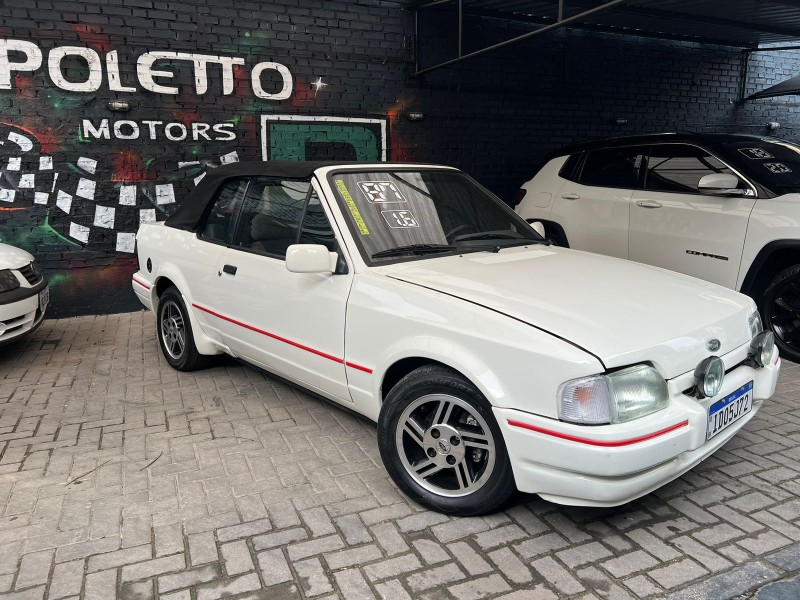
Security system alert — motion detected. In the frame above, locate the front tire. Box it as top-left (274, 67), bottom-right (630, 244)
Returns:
top-left (760, 264), bottom-right (800, 363)
top-left (378, 365), bottom-right (516, 516)
top-left (156, 286), bottom-right (212, 371)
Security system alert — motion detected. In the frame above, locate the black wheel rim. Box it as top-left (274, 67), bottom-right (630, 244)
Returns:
top-left (770, 278), bottom-right (800, 351)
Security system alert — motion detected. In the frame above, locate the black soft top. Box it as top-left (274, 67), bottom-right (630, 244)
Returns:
top-left (164, 161), bottom-right (355, 231)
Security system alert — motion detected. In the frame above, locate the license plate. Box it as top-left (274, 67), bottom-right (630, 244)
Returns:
top-left (39, 286), bottom-right (49, 311)
top-left (707, 381), bottom-right (753, 440)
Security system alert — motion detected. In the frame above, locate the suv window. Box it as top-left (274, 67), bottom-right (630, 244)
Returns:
top-left (234, 177), bottom-right (310, 257)
top-left (646, 144), bottom-right (741, 194)
top-left (199, 178), bottom-right (248, 244)
top-left (559, 153), bottom-right (583, 182)
top-left (579, 147), bottom-right (645, 188)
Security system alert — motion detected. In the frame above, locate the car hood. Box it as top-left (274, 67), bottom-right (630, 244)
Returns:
top-left (0, 242), bottom-right (33, 270)
top-left (379, 246), bottom-right (754, 379)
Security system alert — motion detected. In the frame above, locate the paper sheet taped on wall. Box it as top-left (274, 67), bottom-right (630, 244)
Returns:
top-left (6, 157), bottom-right (20, 171)
top-left (140, 209), bottom-right (156, 224)
top-left (56, 190), bottom-right (72, 213)
top-left (39, 156), bottom-right (53, 171)
top-left (0, 189), bottom-right (15, 203)
top-left (335, 179), bottom-right (369, 235)
top-left (18, 174), bottom-right (34, 189)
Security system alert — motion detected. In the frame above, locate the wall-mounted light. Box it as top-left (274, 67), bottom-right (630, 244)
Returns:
top-left (613, 118), bottom-right (629, 126)
top-left (768, 121), bottom-right (781, 131)
top-left (406, 112), bottom-right (424, 121)
top-left (107, 101), bottom-right (131, 112)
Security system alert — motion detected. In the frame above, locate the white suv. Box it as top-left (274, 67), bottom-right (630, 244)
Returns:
top-left (516, 133), bottom-right (800, 363)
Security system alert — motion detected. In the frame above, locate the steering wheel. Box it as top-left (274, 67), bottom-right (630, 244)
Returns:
top-left (445, 224), bottom-right (477, 242)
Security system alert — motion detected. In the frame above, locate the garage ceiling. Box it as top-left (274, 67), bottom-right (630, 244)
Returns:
top-left (407, 0), bottom-right (800, 75)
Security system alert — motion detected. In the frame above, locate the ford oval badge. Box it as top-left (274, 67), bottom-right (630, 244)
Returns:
top-left (707, 339), bottom-right (721, 352)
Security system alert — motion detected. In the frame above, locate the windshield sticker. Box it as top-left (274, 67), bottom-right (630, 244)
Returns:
top-left (381, 210), bottom-right (419, 229)
top-left (335, 179), bottom-right (370, 235)
top-left (764, 162), bottom-right (792, 174)
top-left (739, 148), bottom-right (774, 160)
top-left (358, 181), bottom-right (407, 203)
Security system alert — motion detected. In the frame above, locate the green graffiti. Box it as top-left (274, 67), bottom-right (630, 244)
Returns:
top-left (269, 124), bottom-right (380, 161)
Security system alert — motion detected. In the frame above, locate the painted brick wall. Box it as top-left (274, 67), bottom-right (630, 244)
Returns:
top-left (0, 0), bottom-right (798, 317)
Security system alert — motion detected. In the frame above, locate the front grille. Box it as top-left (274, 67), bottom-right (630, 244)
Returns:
top-left (18, 262), bottom-right (42, 285)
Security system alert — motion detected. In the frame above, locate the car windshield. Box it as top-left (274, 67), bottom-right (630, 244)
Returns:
top-left (328, 170), bottom-right (543, 263)
top-left (711, 136), bottom-right (800, 192)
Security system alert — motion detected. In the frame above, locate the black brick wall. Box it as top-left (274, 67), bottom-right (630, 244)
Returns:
top-left (0, 0), bottom-right (797, 317)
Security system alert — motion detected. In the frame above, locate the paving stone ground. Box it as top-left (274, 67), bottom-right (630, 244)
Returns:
top-left (1, 311), bottom-right (800, 600)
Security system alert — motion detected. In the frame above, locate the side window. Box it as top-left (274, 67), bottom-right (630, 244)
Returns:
top-left (199, 178), bottom-right (249, 244)
top-left (559, 153), bottom-right (583, 182)
top-left (579, 147), bottom-right (645, 188)
top-left (299, 192), bottom-right (337, 251)
top-left (646, 145), bottom-right (740, 194)
top-left (235, 177), bottom-right (310, 258)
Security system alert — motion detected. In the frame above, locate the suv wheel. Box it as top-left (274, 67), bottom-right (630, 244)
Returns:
top-left (760, 264), bottom-right (800, 363)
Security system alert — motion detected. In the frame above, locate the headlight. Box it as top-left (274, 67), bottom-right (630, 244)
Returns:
top-left (749, 331), bottom-right (775, 368)
top-left (694, 356), bottom-right (725, 398)
top-left (748, 310), bottom-right (763, 339)
top-left (559, 365), bottom-right (669, 425)
top-left (0, 269), bottom-right (20, 293)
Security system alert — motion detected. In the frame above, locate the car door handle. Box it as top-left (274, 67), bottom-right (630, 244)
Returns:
top-left (221, 264), bottom-right (238, 276)
top-left (561, 193), bottom-right (581, 200)
top-left (636, 200), bottom-right (663, 209)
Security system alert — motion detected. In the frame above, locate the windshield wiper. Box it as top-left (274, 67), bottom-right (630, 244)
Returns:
top-left (372, 244), bottom-right (456, 259)
top-left (454, 232), bottom-right (550, 246)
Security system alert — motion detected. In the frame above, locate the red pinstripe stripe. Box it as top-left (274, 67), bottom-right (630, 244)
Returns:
top-left (193, 303), bottom-right (372, 375)
top-left (507, 419), bottom-right (689, 447)
top-left (132, 276), bottom-right (151, 290)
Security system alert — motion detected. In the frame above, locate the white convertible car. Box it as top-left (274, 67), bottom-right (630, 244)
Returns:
top-left (133, 161), bottom-right (780, 515)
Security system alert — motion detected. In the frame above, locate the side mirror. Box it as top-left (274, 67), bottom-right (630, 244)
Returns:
top-left (698, 173), bottom-right (746, 196)
top-left (286, 244), bottom-right (337, 274)
top-left (530, 221), bottom-right (546, 238)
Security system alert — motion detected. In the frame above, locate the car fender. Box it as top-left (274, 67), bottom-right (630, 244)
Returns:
top-left (153, 261), bottom-right (222, 356)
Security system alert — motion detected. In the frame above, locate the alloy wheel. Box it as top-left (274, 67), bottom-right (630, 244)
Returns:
top-left (395, 394), bottom-right (496, 497)
top-left (160, 299), bottom-right (186, 360)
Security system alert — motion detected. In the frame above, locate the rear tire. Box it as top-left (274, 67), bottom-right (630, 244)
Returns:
top-left (156, 286), bottom-right (212, 371)
top-left (760, 264), bottom-right (800, 363)
top-left (378, 365), bottom-right (516, 516)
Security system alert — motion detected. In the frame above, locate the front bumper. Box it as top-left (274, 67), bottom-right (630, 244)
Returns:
top-left (496, 343), bottom-right (781, 507)
top-left (0, 277), bottom-right (48, 345)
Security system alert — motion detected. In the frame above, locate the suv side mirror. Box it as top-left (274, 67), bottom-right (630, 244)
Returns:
top-left (530, 221), bottom-right (546, 238)
top-left (698, 173), bottom-right (748, 196)
top-left (286, 244), bottom-right (337, 274)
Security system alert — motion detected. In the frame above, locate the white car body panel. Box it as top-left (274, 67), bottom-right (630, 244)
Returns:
top-left (134, 162), bottom-right (780, 507)
top-left (629, 188), bottom-right (755, 288)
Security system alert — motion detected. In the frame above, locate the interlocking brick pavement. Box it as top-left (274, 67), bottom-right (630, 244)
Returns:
top-left (1, 311), bottom-right (800, 599)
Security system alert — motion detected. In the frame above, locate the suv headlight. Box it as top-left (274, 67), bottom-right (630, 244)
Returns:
top-left (748, 310), bottom-right (763, 339)
top-left (0, 269), bottom-right (20, 293)
top-left (559, 365), bottom-right (669, 425)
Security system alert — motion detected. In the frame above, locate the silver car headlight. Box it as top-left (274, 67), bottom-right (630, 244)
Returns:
top-left (559, 365), bottom-right (669, 425)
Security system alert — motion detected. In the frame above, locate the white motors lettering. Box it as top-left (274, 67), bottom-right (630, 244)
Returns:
top-left (81, 119), bottom-right (237, 141)
top-left (0, 39), bottom-right (293, 99)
